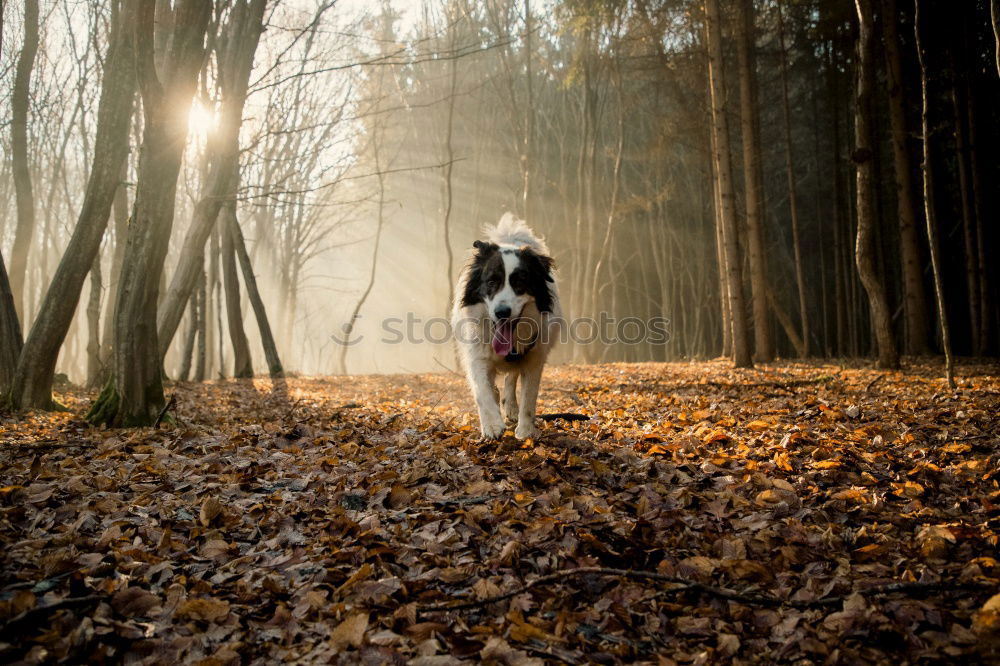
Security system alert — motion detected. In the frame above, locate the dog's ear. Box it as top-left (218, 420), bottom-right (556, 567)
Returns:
top-left (461, 241), bottom-right (499, 307)
top-left (519, 246), bottom-right (554, 283)
top-left (518, 247), bottom-right (555, 313)
top-left (473, 239), bottom-right (498, 255)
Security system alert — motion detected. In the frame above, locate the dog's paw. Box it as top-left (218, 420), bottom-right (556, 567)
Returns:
top-left (514, 422), bottom-right (539, 440)
top-left (480, 417), bottom-right (506, 441)
top-left (502, 402), bottom-right (518, 424)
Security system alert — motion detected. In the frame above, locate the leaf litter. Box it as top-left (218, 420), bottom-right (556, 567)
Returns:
top-left (1, 359), bottom-right (999, 664)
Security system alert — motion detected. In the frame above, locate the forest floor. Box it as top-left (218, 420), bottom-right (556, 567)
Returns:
top-left (1, 359), bottom-right (1000, 664)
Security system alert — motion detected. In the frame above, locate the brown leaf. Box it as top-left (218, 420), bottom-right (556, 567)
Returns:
top-left (473, 577), bottom-right (502, 599)
top-left (176, 597), bottom-right (230, 623)
top-left (388, 483), bottom-right (412, 509)
top-left (200, 497), bottom-right (224, 527)
top-left (973, 593), bottom-right (1000, 638)
top-left (480, 636), bottom-right (544, 666)
top-left (331, 612), bottom-right (369, 649)
top-left (112, 586), bottom-right (162, 618)
top-left (201, 539), bottom-right (232, 561)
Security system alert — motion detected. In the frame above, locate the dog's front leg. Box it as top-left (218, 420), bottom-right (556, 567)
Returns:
top-left (471, 363), bottom-right (505, 439)
top-left (515, 361), bottom-right (543, 440)
top-left (502, 373), bottom-right (518, 424)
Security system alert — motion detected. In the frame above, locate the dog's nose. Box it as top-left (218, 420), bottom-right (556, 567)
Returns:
top-left (494, 305), bottom-right (512, 320)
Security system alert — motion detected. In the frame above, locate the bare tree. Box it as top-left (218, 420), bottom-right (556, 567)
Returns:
top-left (735, 0), bottom-right (771, 362)
top-left (88, 0), bottom-right (211, 426)
top-left (992, 0), bottom-right (1000, 77)
top-left (853, 0), bottom-right (899, 370)
top-left (705, 0), bottom-right (753, 368)
top-left (229, 212), bottom-right (282, 377)
top-left (0, 252), bottom-right (22, 396)
top-left (8, 0), bottom-right (136, 410)
top-left (881, 0), bottom-right (929, 355)
top-left (85, 257), bottom-right (102, 387)
top-left (177, 287), bottom-right (199, 382)
top-left (441, 5), bottom-right (459, 303)
top-left (963, 62), bottom-right (990, 354)
top-left (339, 126), bottom-right (387, 374)
top-left (158, 0), bottom-right (267, 361)
top-left (914, 0), bottom-right (955, 387)
top-left (195, 271), bottom-right (208, 381)
top-left (951, 57), bottom-right (980, 354)
top-left (9, 0), bottom-right (39, 320)
top-left (97, 159), bottom-right (132, 385)
top-left (521, 0), bottom-right (534, 221)
top-left (221, 199), bottom-right (253, 378)
top-left (777, 0), bottom-right (808, 357)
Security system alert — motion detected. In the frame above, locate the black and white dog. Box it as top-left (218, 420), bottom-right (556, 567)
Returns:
top-left (452, 214), bottom-right (561, 440)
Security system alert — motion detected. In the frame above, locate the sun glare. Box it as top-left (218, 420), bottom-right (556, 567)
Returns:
top-left (187, 101), bottom-right (217, 140)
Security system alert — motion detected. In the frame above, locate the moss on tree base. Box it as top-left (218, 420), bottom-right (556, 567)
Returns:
top-left (86, 379), bottom-right (120, 426)
top-left (86, 376), bottom-right (171, 427)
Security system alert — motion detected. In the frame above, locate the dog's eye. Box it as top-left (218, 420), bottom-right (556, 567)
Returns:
top-left (509, 272), bottom-right (526, 294)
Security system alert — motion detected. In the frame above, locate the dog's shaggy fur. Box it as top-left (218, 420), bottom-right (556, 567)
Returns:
top-left (452, 214), bottom-right (561, 439)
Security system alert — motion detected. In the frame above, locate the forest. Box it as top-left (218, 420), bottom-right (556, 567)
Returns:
top-left (1, 0), bottom-right (999, 663)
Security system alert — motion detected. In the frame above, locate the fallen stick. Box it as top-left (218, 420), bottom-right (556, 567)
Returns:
top-left (538, 413), bottom-right (589, 422)
top-left (864, 374), bottom-right (884, 393)
top-left (154, 394), bottom-right (177, 427)
top-left (0, 595), bottom-right (103, 637)
top-left (415, 566), bottom-right (991, 614)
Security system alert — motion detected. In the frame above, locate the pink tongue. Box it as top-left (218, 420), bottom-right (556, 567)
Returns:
top-left (492, 320), bottom-right (514, 356)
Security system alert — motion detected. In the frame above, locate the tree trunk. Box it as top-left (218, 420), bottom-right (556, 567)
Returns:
top-left (951, 66), bottom-right (980, 354)
top-left (914, 0), bottom-right (955, 387)
top-left (194, 271), bottom-right (207, 382)
top-left (705, 0), bottom-right (753, 368)
top-left (9, 0), bottom-right (136, 410)
top-left (776, 0), bottom-right (809, 357)
top-left (9, 0), bottom-right (39, 321)
top-left (522, 0), bottom-right (534, 221)
top-left (221, 203), bottom-right (253, 378)
top-left (965, 75), bottom-right (990, 354)
top-left (211, 227), bottom-right (224, 378)
top-left (441, 31), bottom-right (458, 305)
top-left (157, 0), bottom-right (267, 360)
top-left (100, 160), bottom-right (131, 377)
top-left (829, 46), bottom-right (847, 357)
top-left (735, 0), bottom-right (772, 362)
top-left (992, 0), bottom-right (1000, 77)
top-left (588, 64), bottom-right (625, 325)
top-left (853, 0), bottom-right (900, 370)
top-left (88, 0), bottom-right (211, 427)
top-left (339, 133), bottom-right (386, 374)
top-left (709, 110), bottom-right (731, 358)
top-left (0, 252), bottom-right (23, 396)
top-left (229, 211), bottom-right (283, 377)
top-left (881, 0), bottom-right (930, 355)
top-left (178, 288), bottom-right (198, 382)
top-left (86, 257), bottom-right (103, 388)
top-left (765, 284), bottom-right (806, 357)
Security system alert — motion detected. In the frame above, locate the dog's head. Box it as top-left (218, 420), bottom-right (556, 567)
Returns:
top-left (461, 240), bottom-right (554, 357)
top-left (461, 240), bottom-right (554, 320)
